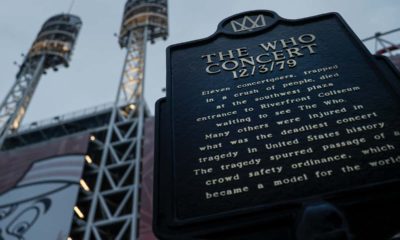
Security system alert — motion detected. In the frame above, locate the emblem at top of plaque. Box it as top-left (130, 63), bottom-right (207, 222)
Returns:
top-left (221, 10), bottom-right (279, 35)
top-left (231, 15), bottom-right (266, 32)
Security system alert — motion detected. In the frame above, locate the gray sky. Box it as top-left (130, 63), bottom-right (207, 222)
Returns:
top-left (0, 0), bottom-right (399, 125)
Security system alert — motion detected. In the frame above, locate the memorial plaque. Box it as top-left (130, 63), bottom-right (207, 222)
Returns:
top-left (154, 10), bottom-right (400, 239)
top-left (389, 54), bottom-right (400, 71)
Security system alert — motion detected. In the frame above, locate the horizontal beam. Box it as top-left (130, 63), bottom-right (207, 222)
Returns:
top-left (362, 28), bottom-right (400, 42)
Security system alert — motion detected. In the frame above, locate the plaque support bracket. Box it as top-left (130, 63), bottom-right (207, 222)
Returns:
top-left (296, 201), bottom-right (352, 240)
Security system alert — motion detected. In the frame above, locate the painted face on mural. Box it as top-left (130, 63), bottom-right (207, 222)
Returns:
top-left (0, 135), bottom-right (88, 240)
top-left (0, 154), bottom-right (86, 240)
top-left (0, 199), bottom-right (51, 240)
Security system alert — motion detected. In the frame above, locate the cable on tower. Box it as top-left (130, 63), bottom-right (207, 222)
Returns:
top-left (68, 0), bottom-right (76, 14)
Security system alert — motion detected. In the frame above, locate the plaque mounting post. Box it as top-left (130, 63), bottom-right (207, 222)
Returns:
top-left (296, 202), bottom-right (351, 240)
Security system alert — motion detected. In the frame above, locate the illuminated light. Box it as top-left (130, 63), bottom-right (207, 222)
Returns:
top-left (68, 238), bottom-right (72, 240)
top-left (129, 104), bottom-right (136, 110)
top-left (12, 108), bottom-right (26, 129)
top-left (11, 123), bottom-right (19, 130)
top-left (90, 135), bottom-right (96, 141)
top-left (74, 206), bottom-right (85, 219)
top-left (85, 155), bottom-right (93, 164)
top-left (129, 67), bottom-right (140, 72)
top-left (80, 179), bottom-right (90, 191)
top-left (62, 45), bottom-right (70, 52)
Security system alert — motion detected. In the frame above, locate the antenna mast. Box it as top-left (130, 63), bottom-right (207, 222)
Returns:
top-left (68, 0), bottom-right (76, 14)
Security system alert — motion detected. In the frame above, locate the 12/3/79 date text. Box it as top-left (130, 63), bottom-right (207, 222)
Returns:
top-left (232, 59), bottom-right (297, 80)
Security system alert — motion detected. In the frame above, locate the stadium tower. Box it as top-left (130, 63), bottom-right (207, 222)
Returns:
top-left (78, 0), bottom-right (169, 239)
top-left (0, 14), bottom-right (82, 147)
top-left (0, 1), bottom-right (168, 239)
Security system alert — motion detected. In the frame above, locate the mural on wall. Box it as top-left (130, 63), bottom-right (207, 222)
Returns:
top-left (138, 117), bottom-right (156, 240)
top-left (0, 134), bottom-right (89, 240)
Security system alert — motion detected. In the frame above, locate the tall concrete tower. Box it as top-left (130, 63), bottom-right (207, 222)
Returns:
top-left (0, 14), bottom-right (82, 147)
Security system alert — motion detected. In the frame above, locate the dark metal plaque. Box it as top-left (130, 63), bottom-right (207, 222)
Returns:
top-left (154, 10), bottom-right (400, 239)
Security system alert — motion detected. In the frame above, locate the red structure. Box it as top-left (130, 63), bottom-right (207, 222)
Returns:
top-left (138, 118), bottom-right (157, 240)
top-left (363, 28), bottom-right (400, 69)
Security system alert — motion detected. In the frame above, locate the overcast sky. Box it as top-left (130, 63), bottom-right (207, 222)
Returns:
top-left (0, 0), bottom-right (399, 126)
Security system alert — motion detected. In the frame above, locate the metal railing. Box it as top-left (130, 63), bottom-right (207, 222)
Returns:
top-left (16, 102), bottom-right (114, 133)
